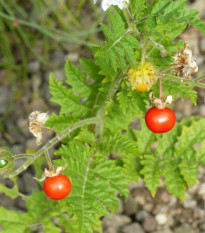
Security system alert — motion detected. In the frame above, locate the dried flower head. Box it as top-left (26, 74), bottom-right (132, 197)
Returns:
top-left (174, 44), bottom-right (198, 79)
top-left (27, 111), bottom-right (49, 145)
top-left (149, 92), bottom-right (173, 109)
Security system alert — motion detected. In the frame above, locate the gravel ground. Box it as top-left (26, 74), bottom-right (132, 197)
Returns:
top-left (0, 1), bottom-right (205, 232)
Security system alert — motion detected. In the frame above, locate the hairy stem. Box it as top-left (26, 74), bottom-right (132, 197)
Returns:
top-left (159, 76), bottom-right (163, 99)
top-left (164, 75), bottom-right (205, 89)
top-left (44, 149), bottom-right (54, 171)
top-left (195, 75), bottom-right (205, 82)
top-left (141, 38), bottom-right (150, 66)
top-left (7, 117), bottom-right (100, 178)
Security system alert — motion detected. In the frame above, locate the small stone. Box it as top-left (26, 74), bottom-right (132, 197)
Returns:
top-left (122, 223), bottom-right (145, 233)
top-left (198, 183), bottom-right (205, 196)
top-left (155, 213), bottom-right (168, 225)
top-left (116, 198), bottom-right (124, 214)
top-left (173, 224), bottom-right (195, 233)
top-left (136, 210), bottom-right (149, 221)
top-left (50, 50), bottom-right (65, 68)
top-left (0, 87), bottom-right (11, 114)
top-left (142, 216), bottom-right (157, 232)
top-left (102, 214), bottom-right (131, 230)
top-left (183, 199), bottom-right (197, 209)
top-left (26, 138), bottom-right (40, 151)
top-left (124, 194), bottom-right (138, 216)
top-left (200, 37), bottom-right (205, 53)
top-left (28, 60), bottom-right (40, 73)
top-left (52, 70), bottom-right (66, 82)
top-left (65, 53), bottom-right (79, 63)
top-left (21, 172), bottom-right (40, 195)
top-left (199, 105), bottom-right (205, 117)
top-left (153, 227), bottom-right (173, 233)
top-left (143, 203), bottom-right (154, 213)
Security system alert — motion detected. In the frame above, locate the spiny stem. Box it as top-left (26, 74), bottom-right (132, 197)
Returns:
top-left (195, 75), bottom-right (205, 82)
top-left (44, 149), bottom-right (53, 171)
top-left (164, 74), bottom-right (205, 89)
top-left (141, 38), bottom-right (150, 66)
top-left (41, 125), bottom-right (63, 135)
top-left (7, 117), bottom-right (100, 178)
top-left (159, 76), bottom-right (163, 99)
top-left (159, 65), bottom-right (176, 75)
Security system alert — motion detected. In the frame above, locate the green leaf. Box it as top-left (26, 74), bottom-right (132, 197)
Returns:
top-left (164, 160), bottom-right (186, 200)
top-left (65, 60), bottom-right (92, 97)
top-left (108, 9), bottom-right (126, 38)
top-left (175, 118), bottom-right (205, 160)
top-left (0, 207), bottom-right (32, 233)
top-left (49, 73), bottom-right (91, 118)
top-left (98, 133), bottom-right (140, 157)
top-left (0, 183), bottom-right (19, 199)
top-left (80, 58), bottom-right (104, 84)
top-left (179, 160), bottom-right (199, 188)
top-left (45, 113), bottom-right (74, 131)
top-left (117, 91), bottom-right (129, 113)
top-left (54, 141), bottom-right (128, 233)
top-left (140, 155), bottom-right (163, 196)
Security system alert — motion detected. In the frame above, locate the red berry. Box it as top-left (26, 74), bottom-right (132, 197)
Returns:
top-left (145, 107), bottom-right (176, 133)
top-left (43, 175), bottom-right (72, 200)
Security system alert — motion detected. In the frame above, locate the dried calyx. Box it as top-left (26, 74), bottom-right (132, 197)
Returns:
top-left (27, 111), bottom-right (49, 146)
top-left (34, 164), bottom-right (67, 182)
top-left (149, 92), bottom-right (173, 109)
top-left (174, 44), bottom-right (198, 79)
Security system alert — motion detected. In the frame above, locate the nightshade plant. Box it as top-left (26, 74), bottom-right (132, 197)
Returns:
top-left (1, 0), bottom-right (205, 232)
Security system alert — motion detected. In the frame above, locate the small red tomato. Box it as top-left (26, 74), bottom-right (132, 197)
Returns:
top-left (44, 175), bottom-right (72, 200)
top-left (145, 107), bottom-right (176, 133)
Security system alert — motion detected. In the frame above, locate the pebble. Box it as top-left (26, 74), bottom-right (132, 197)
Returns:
top-left (50, 50), bottom-right (65, 68)
top-left (153, 228), bottom-right (173, 233)
top-left (143, 203), bottom-right (154, 213)
top-left (173, 224), bottom-right (195, 233)
top-left (28, 60), bottom-right (40, 73)
top-left (116, 198), bottom-right (124, 214)
top-left (65, 52), bottom-right (79, 63)
top-left (183, 199), bottom-right (197, 209)
top-left (136, 210), bottom-right (149, 221)
top-left (102, 214), bottom-right (131, 233)
top-left (155, 213), bottom-right (168, 225)
top-left (198, 183), bottom-right (205, 196)
top-left (121, 223), bottom-right (145, 233)
top-left (21, 172), bottom-right (40, 195)
top-left (142, 216), bottom-right (157, 232)
top-left (199, 105), bottom-right (205, 117)
top-left (0, 87), bottom-right (11, 114)
top-left (124, 194), bottom-right (138, 216)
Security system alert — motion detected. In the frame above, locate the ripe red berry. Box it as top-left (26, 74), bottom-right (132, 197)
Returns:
top-left (43, 174), bottom-right (72, 200)
top-left (145, 107), bottom-right (176, 133)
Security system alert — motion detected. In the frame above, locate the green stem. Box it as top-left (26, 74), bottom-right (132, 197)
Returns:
top-left (7, 117), bottom-right (100, 178)
top-left (44, 149), bottom-right (54, 171)
top-left (95, 70), bottom-right (123, 138)
top-left (195, 75), bottom-right (205, 82)
top-left (141, 38), bottom-right (150, 66)
top-left (164, 75), bottom-right (205, 89)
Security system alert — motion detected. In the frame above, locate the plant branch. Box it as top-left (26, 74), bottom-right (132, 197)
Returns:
top-left (44, 149), bottom-right (54, 171)
top-left (164, 74), bottom-right (205, 89)
top-left (141, 38), bottom-right (150, 66)
top-left (7, 117), bottom-right (100, 178)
